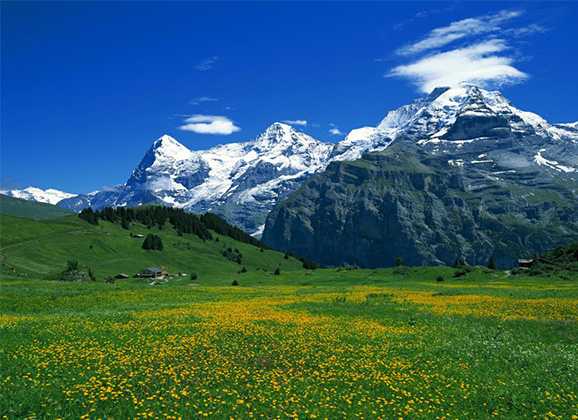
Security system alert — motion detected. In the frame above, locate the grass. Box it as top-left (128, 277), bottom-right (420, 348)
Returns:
top-left (1, 268), bottom-right (577, 418)
top-left (0, 214), bottom-right (303, 282)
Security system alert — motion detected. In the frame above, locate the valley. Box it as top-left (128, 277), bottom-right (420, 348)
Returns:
top-left (1, 164), bottom-right (577, 419)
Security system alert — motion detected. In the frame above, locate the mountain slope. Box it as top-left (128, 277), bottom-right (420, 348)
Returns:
top-left (0, 212), bottom-right (303, 281)
top-left (262, 144), bottom-right (578, 268)
top-left (0, 195), bottom-right (73, 220)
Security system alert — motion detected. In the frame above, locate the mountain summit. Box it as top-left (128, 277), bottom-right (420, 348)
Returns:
top-left (334, 85), bottom-right (578, 163)
top-left (149, 134), bottom-right (193, 160)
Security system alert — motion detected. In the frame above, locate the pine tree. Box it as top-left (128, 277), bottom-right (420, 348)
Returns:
top-left (302, 259), bottom-right (318, 270)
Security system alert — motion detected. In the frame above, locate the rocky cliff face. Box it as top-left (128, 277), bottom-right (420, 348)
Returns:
top-left (262, 144), bottom-right (578, 268)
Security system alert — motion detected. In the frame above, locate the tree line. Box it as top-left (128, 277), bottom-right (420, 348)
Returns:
top-left (79, 206), bottom-right (264, 247)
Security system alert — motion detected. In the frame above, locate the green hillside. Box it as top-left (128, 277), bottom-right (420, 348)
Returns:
top-left (0, 213), bottom-right (304, 284)
top-left (0, 194), bottom-right (73, 220)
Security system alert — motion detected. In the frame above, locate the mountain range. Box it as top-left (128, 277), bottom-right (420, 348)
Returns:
top-left (3, 85), bottom-right (577, 247)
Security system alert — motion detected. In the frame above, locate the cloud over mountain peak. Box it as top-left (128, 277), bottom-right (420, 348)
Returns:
top-left (389, 9), bottom-right (543, 92)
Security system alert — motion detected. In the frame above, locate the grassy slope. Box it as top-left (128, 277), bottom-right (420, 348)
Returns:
top-left (0, 214), bottom-right (303, 283)
top-left (0, 194), bottom-right (73, 220)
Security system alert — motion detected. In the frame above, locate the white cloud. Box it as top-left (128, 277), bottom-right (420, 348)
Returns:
top-left (195, 56), bottom-right (219, 71)
top-left (397, 10), bottom-right (523, 56)
top-left (282, 119), bottom-right (308, 126)
top-left (190, 96), bottom-right (219, 105)
top-left (179, 115), bottom-right (240, 135)
top-left (329, 127), bottom-right (343, 136)
top-left (389, 39), bottom-right (527, 93)
top-left (387, 9), bottom-right (546, 93)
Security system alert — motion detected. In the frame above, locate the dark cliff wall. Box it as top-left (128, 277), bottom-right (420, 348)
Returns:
top-left (263, 148), bottom-right (578, 268)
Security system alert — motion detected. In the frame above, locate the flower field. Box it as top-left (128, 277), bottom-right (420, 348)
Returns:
top-left (1, 272), bottom-right (577, 419)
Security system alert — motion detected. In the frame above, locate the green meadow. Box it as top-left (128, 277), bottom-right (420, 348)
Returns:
top-left (0, 204), bottom-right (577, 418)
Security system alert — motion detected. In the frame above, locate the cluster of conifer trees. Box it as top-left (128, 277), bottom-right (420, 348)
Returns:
top-left (78, 206), bottom-right (262, 247)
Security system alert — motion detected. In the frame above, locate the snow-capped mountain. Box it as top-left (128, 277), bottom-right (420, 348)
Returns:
top-left (58, 123), bottom-right (334, 232)
top-left (333, 85), bottom-right (578, 165)
top-left (19, 85), bottom-right (578, 234)
top-left (0, 186), bottom-right (77, 205)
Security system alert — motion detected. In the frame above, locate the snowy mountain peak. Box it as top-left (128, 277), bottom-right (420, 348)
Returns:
top-left (335, 84), bottom-right (578, 165)
top-left (155, 134), bottom-right (180, 145)
top-left (370, 84), bottom-right (565, 144)
top-left (429, 85), bottom-right (508, 108)
top-left (253, 122), bottom-right (319, 150)
top-left (150, 134), bottom-right (192, 160)
top-left (266, 122), bottom-right (292, 132)
top-left (0, 186), bottom-right (77, 205)
top-left (261, 122), bottom-right (296, 140)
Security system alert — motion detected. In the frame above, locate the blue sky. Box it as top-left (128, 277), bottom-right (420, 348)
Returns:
top-left (2, 1), bottom-right (577, 193)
